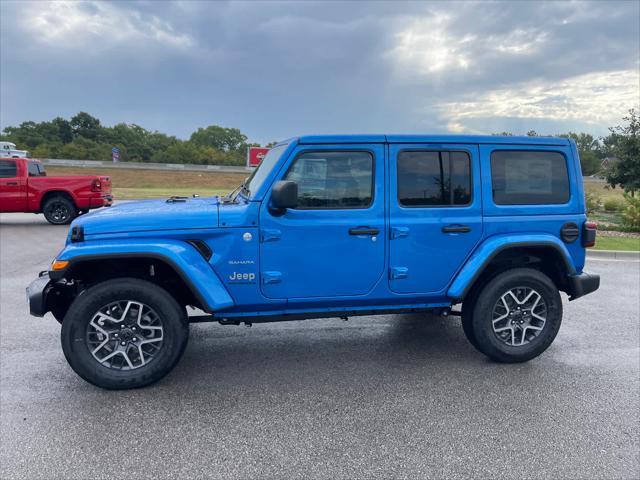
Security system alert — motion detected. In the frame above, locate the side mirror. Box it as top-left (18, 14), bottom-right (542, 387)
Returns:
top-left (270, 180), bottom-right (298, 214)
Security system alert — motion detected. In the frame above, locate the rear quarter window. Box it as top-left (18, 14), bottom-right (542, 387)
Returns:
top-left (27, 161), bottom-right (45, 177)
top-left (491, 150), bottom-right (570, 205)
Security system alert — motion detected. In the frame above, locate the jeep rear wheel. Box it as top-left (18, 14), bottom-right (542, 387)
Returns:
top-left (463, 268), bottom-right (562, 363)
top-left (61, 278), bottom-right (189, 389)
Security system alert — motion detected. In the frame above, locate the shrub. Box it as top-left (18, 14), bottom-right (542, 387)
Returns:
top-left (585, 192), bottom-right (601, 214)
top-left (603, 198), bottom-right (626, 212)
top-left (621, 193), bottom-right (640, 231)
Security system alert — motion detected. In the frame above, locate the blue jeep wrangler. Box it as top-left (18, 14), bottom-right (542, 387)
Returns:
top-left (28, 135), bottom-right (600, 389)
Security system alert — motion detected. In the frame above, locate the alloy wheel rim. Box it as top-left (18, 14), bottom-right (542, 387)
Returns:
top-left (491, 287), bottom-right (547, 346)
top-left (48, 202), bottom-right (69, 222)
top-left (86, 300), bottom-right (164, 371)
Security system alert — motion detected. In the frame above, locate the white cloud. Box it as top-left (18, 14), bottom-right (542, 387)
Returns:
top-left (436, 69), bottom-right (640, 132)
top-left (388, 13), bottom-right (548, 79)
top-left (493, 29), bottom-right (548, 54)
top-left (23, 1), bottom-right (194, 50)
top-left (388, 13), bottom-right (474, 75)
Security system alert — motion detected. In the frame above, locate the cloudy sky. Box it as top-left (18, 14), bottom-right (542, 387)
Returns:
top-left (1, 0), bottom-right (639, 144)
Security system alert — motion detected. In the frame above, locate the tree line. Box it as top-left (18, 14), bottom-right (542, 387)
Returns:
top-left (0, 112), bottom-right (275, 166)
top-left (1, 110), bottom-right (637, 194)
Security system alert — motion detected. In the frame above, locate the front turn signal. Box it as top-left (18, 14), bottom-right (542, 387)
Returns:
top-left (51, 260), bottom-right (69, 271)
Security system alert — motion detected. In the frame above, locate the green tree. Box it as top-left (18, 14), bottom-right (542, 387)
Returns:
top-left (52, 117), bottom-right (73, 144)
top-left (190, 125), bottom-right (247, 152)
top-left (603, 109), bottom-right (640, 195)
top-left (70, 112), bottom-right (102, 140)
top-left (59, 141), bottom-right (88, 159)
top-left (557, 132), bottom-right (603, 175)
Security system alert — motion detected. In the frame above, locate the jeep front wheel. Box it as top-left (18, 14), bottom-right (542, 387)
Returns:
top-left (463, 268), bottom-right (562, 363)
top-left (61, 278), bottom-right (189, 389)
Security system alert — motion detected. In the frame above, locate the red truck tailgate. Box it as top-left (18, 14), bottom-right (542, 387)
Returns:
top-left (99, 176), bottom-right (112, 194)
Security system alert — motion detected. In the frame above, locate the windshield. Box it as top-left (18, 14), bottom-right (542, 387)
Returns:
top-left (244, 143), bottom-right (288, 197)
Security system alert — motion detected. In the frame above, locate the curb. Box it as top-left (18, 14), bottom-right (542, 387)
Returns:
top-left (586, 249), bottom-right (640, 260)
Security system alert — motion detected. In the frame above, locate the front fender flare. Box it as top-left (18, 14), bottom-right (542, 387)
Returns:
top-left (54, 239), bottom-right (234, 312)
top-left (447, 234), bottom-right (576, 302)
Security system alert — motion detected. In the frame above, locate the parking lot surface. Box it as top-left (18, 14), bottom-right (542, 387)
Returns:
top-left (1, 212), bottom-right (638, 479)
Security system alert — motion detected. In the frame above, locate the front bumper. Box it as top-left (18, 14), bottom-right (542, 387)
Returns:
top-left (27, 272), bottom-right (52, 317)
top-left (567, 271), bottom-right (600, 301)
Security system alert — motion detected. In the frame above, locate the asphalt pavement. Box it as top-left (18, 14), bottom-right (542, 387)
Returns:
top-left (1, 212), bottom-right (639, 479)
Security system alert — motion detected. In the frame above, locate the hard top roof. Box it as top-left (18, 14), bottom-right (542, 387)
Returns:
top-left (295, 134), bottom-right (570, 146)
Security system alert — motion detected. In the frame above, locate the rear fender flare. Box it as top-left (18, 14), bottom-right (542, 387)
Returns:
top-left (55, 239), bottom-right (234, 312)
top-left (448, 234), bottom-right (576, 301)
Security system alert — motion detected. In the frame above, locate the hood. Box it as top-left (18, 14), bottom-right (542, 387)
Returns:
top-left (73, 197), bottom-right (219, 236)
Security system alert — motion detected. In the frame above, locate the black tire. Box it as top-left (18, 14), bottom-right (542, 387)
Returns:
top-left (43, 195), bottom-right (77, 225)
top-left (461, 288), bottom-right (482, 351)
top-left (465, 268), bottom-right (562, 363)
top-left (61, 278), bottom-right (189, 389)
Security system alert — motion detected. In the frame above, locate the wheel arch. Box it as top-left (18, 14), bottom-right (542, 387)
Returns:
top-left (51, 241), bottom-right (234, 315)
top-left (40, 189), bottom-right (76, 212)
top-left (449, 235), bottom-right (577, 303)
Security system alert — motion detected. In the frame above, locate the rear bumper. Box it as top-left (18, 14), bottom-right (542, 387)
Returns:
top-left (89, 194), bottom-right (113, 209)
top-left (566, 271), bottom-right (600, 301)
top-left (27, 272), bottom-right (52, 317)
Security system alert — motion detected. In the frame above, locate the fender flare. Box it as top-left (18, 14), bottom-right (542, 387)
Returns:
top-left (447, 234), bottom-right (576, 302)
top-left (39, 189), bottom-right (77, 211)
top-left (53, 239), bottom-right (234, 312)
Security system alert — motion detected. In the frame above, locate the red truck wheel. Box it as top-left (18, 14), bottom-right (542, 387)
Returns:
top-left (43, 196), bottom-right (77, 225)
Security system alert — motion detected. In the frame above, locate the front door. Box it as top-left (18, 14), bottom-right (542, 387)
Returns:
top-left (0, 160), bottom-right (26, 212)
top-left (388, 144), bottom-right (483, 294)
top-left (259, 144), bottom-right (386, 299)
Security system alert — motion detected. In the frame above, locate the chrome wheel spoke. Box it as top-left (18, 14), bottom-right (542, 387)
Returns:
top-left (492, 287), bottom-right (547, 347)
top-left (86, 300), bottom-right (164, 371)
top-left (492, 313), bottom-right (509, 324)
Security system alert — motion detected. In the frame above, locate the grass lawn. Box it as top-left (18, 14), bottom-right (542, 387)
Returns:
top-left (46, 165), bottom-right (244, 200)
top-left (583, 178), bottom-right (626, 201)
top-left (593, 236), bottom-right (640, 251)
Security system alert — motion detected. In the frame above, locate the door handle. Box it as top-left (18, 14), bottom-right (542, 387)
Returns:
top-left (442, 224), bottom-right (471, 234)
top-left (349, 227), bottom-right (379, 236)
top-left (4, 182), bottom-right (18, 186)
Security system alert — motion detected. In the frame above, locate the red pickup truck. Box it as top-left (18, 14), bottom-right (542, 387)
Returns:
top-left (0, 157), bottom-right (112, 224)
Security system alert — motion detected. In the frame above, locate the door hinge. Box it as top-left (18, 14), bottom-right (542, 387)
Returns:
top-left (261, 229), bottom-right (281, 242)
top-left (262, 271), bottom-right (282, 285)
top-left (391, 227), bottom-right (409, 239)
top-left (390, 267), bottom-right (408, 280)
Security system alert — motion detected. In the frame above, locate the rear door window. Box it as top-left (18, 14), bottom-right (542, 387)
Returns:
top-left (491, 151), bottom-right (570, 205)
top-left (397, 151), bottom-right (472, 206)
top-left (0, 160), bottom-right (17, 178)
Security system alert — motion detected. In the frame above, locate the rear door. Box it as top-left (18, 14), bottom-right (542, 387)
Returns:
top-left (0, 159), bottom-right (26, 212)
top-left (259, 144), bottom-right (386, 299)
top-left (388, 143), bottom-right (482, 294)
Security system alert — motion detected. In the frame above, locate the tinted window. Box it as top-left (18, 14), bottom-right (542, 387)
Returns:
top-left (491, 151), bottom-right (570, 205)
top-left (285, 151), bottom-right (373, 208)
top-left (0, 160), bottom-right (17, 178)
top-left (397, 151), bottom-right (471, 206)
